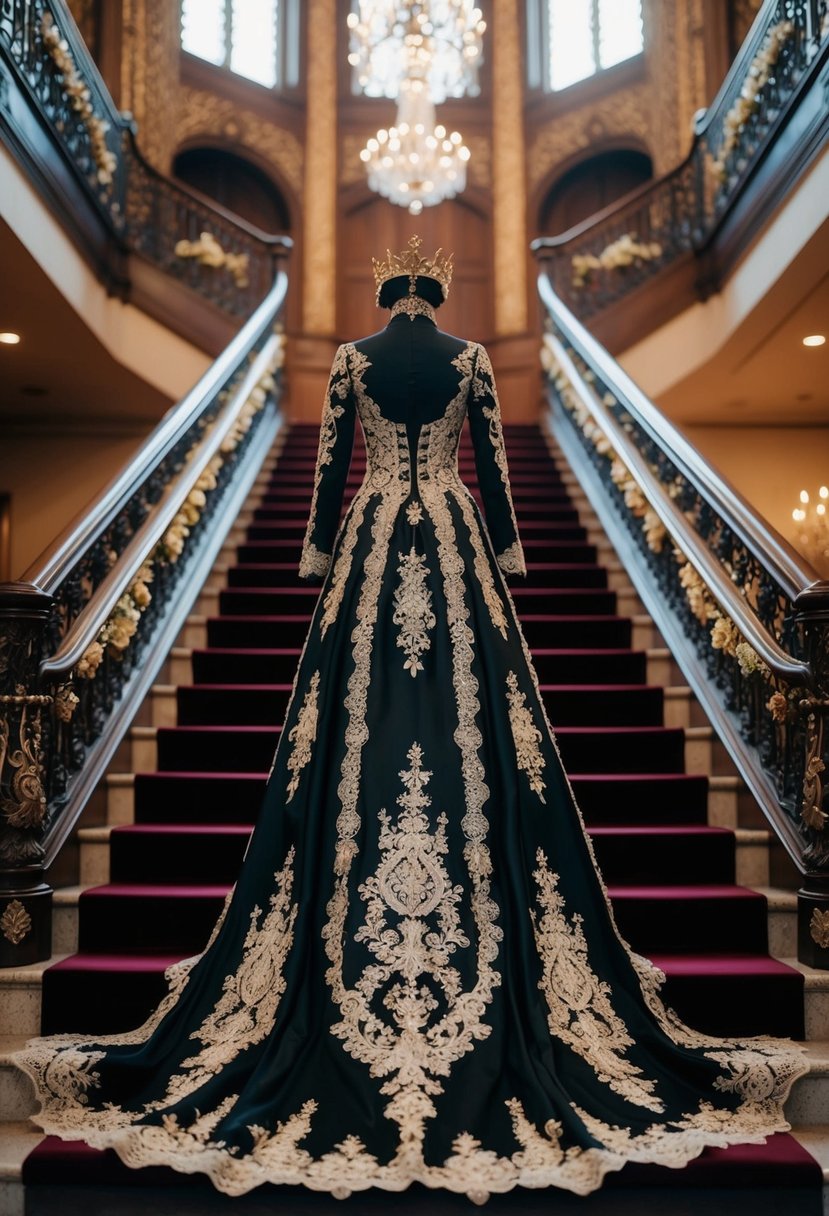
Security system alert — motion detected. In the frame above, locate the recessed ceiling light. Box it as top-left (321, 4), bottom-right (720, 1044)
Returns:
top-left (802, 334), bottom-right (826, 347)
top-left (0, 331), bottom-right (21, 345)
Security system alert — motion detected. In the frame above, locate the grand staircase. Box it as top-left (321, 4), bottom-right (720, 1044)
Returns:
top-left (1, 422), bottom-right (827, 1214)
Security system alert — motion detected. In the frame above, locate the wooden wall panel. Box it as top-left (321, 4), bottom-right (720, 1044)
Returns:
top-left (337, 194), bottom-right (493, 344)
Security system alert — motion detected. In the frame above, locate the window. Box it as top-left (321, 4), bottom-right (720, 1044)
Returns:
top-left (527, 0), bottom-right (644, 93)
top-left (180, 0), bottom-right (300, 90)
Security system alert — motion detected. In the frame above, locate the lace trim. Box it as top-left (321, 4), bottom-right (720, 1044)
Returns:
top-left (320, 345), bottom-right (410, 637)
top-left (286, 672), bottom-right (321, 802)
top-left (406, 499), bottom-right (423, 525)
top-left (497, 541), bottom-right (526, 577)
top-left (471, 344), bottom-right (523, 567)
top-left (505, 672), bottom-right (546, 802)
top-left (532, 849), bottom-right (663, 1111)
top-left (392, 548), bottom-right (436, 677)
top-left (390, 296), bottom-right (437, 323)
top-left (298, 542), bottom-right (330, 580)
top-left (149, 849), bottom-right (298, 1108)
top-left (299, 344), bottom-right (350, 579)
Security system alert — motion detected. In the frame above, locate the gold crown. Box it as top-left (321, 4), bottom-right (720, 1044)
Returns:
top-left (372, 236), bottom-right (454, 303)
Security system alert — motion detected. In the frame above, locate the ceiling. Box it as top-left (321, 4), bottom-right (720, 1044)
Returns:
top-left (658, 219), bottom-right (829, 427)
top-left (0, 219), bottom-right (171, 430)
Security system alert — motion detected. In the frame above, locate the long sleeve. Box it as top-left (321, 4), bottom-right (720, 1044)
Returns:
top-left (298, 344), bottom-right (356, 579)
top-left (467, 343), bottom-right (526, 577)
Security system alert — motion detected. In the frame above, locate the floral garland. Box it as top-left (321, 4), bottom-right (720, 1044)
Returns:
top-left (571, 232), bottom-right (662, 290)
top-left (71, 357), bottom-right (282, 695)
top-left (40, 12), bottom-right (117, 188)
top-left (174, 232), bottom-right (251, 289)
top-left (541, 341), bottom-right (802, 720)
top-left (711, 20), bottom-right (794, 181)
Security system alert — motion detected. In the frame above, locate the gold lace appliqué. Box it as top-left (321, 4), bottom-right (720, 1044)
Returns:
top-left (286, 671), bottom-right (321, 802)
top-left (406, 499), bottom-right (424, 525)
top-left (505, 671), bottom-right (546, 802)
top-left (327, 742), bottom-right (500, 1162)
top-left (497, 541), bottom-right (526, 576)
top-left (299, 344), bottom-right (350, 580)
top-left (390, 296), bottom-right (437, 323)
top-left (393, 549), bottom-right (436, 677)
top-left (531, 849), bottom-right (663, 1112)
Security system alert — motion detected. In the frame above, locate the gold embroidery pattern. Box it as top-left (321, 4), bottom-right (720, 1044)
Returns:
top-left (454, 490), bottom-right (509, 639)
top-left (505, 672), bottom-right (546, 802)
top-left (390, 296), bottom-right (437, 323)
top-left (392, 549), bottom-right (436, 677)
top-left (299, 345), bottom-right (350, 579)
top-left (330, 744), bottom-right (494, 1136)
top-left (299, 542), bottom-right (330, 579)
top-left (416, 343), bottom-right (509, 638)
top-left (406, 499), bottom-right (423, 525)
top-left (320, 345), bottom-right (410, 636)
top-left (471, 345), bottom-right (525, 577)
top-left (532, 849), bottom-right (663, 1112)
top-left (286, 672), bottom-right (321, 802)
top-left (497, 541), bottom-right (526, 576)
top-left (153, 848), bottom-right (298, 1107)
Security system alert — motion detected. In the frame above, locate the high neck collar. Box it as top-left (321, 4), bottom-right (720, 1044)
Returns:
top-left (388, 296), bottom-right (437, 325)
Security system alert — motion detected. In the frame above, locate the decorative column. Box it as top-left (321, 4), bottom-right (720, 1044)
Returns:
top-left (491, 0), bottom-right (528, 338)
top-left (302, 0), bottom-right (338, 337)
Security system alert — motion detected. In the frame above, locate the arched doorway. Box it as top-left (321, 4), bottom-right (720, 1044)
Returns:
top-left (173, 147), bottom-right (291, 235)
top-left (539, 149), bottom-right (653, 235)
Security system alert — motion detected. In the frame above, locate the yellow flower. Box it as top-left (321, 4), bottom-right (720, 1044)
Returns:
top-left (76, 640), bottom-right (104, 679)
top-left (131, 580), bottom-right (152, 609)
top-left (710, 616), bottom-right (739, 656)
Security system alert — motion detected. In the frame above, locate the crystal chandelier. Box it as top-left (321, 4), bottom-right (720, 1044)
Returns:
top-left (347, 1), bottom-right (486, 103)
top-left (360, 76), bottom-right (470, 215)
top-left (792, 486), bottom-right (829, 570)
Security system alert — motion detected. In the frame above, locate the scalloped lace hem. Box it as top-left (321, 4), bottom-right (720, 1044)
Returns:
top-left (15, 1045), bottom-right (810, 1204)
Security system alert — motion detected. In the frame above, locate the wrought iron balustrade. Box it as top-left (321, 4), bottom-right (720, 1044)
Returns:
top-left (0, 0), bottom-right (285, 317)
top-left (537, 273), bottom-right (829, 968)
top-left (0, 261), bottom-right (291, 967)
top-left (532, 0), bottom-right (829, 319)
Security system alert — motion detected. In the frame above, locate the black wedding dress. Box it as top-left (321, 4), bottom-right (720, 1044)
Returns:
top-left (16, 302), bottom-right (807, 1203)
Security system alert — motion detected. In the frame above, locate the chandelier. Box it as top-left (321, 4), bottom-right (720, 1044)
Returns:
top-left (360, 76), bottom-right (470, 214)
top-left (347, 1), bottom-right (486, 103)
top-left (792, 486), bottom-right (829, 570)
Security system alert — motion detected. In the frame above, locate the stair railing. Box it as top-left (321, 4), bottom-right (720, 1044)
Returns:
top-left (537, 271), bottom-right (829, 968)
top-left (531, 0), bottom-right (829, 319)
top-left (0, 254), bottom-right (291, 968)
top-left (0, 0), bottom-right (285, 317)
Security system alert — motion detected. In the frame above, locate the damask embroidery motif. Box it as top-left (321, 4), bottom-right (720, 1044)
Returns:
top-left (505, 671), bottom-right (546, 801)
top-left (286, 671), bottom-right (321, 802)
top-left (154, 847), bottom-right (298, 1106)
top-left (531, 849), bottom-right (663, 1112)
top-left (326, 740), bottom-right (501, 1178)
top-left (406, 499), bottom-right (424, 525)
top-left (392, 549), bottom-right (436, 676)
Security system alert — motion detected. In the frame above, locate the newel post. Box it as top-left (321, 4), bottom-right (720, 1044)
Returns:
top-left (794, 584), bottom-right (829, 968)
top-left (0, 582), bottom-right (54, 967)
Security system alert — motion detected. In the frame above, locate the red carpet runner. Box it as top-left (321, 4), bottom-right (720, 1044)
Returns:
top-left (24, 424), bottom-right (819, 1212)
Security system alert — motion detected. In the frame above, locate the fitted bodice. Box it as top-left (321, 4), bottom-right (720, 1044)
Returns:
top-left (346, 321), bottom-right (476, 497)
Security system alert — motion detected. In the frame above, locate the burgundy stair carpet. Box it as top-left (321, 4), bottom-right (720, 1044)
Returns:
top-left (26, 423), bottom-right (816, 1213)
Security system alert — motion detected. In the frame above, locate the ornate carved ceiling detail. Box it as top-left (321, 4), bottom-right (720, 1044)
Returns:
top-left (178, 87), bottom-right (304, 197)
top-left (528, 81), bottom-right (652, 193)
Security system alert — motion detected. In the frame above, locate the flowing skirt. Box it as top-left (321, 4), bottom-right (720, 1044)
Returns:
top-left (14, 483), bottom-right (808, 1203)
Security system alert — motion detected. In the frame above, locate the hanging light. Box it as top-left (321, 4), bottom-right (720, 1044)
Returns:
top-left (347, 1), bottom-right (486, 103)
top-left (359, 76), bottom-right (470, 214)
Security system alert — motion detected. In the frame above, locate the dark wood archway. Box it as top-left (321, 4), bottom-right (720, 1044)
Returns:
top-left (539, 148), bottom-right (653, 236)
